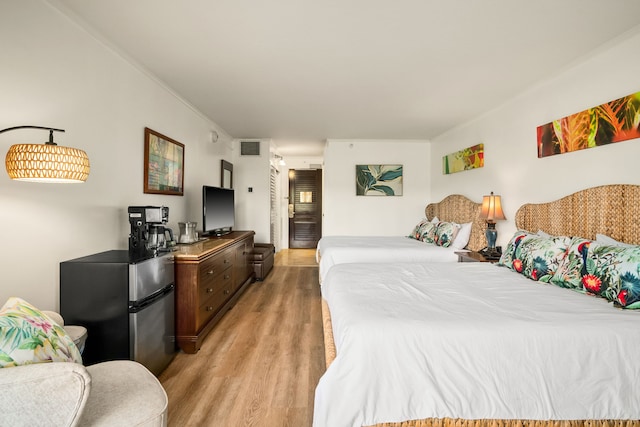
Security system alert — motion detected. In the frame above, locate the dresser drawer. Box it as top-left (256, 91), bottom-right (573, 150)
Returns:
top-left (197, 266), bottom-right (233, 303)
top-left (198, 251), bottom-right (233, 280)
top-left (196, 270), bottom-right (234, 330)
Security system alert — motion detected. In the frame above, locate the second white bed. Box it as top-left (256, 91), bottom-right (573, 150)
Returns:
top-left (316, 235), bottom-right (460, 283)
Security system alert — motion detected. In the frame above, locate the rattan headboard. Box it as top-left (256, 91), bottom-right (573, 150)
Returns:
top-left (515, 184), bottom-right (640, 245)
top-left (425, 194), bottom-right (485, 252)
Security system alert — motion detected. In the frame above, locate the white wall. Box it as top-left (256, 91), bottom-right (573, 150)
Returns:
top-left (430, 27), bottom-right (640, 249)
top-left (323, 139), bottom-right (431, 236)
top-left (233, 139), bottom-right (271, 243)
top-left (0, 2), bottom-right (231, 311)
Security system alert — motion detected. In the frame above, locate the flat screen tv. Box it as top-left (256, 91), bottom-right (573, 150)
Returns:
top-left (202, 185), bottom-right (235, 236)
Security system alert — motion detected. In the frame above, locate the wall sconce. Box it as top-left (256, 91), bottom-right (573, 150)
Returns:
top-left (480, 191), bottom-right (506, 259)
top-left (274, 154), bottom-right (286, 166)
top-left (1, 126), bottom-right (90, 183)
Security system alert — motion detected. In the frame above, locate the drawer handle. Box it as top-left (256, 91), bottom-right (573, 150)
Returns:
top-left (224, 289), bottom-right (230, 295)
top-left (224, 259), bottom-right (229, 264)
top-left (224, 274), bottom-right (230, 279)
top-left (206, 306), bottom-right (213, 311)
top-left (207, 270), bottom-right (214, 275)
top-left (206, 288), bottom-right (213, 293)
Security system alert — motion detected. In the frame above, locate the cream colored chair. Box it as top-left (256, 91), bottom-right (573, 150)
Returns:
top-left (0, 310), bottom-right (168, 427)
top-left (0, 359), bottom-right (168, 426)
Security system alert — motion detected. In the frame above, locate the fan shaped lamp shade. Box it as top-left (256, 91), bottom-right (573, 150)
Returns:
top-left (480, 191), bottom-right (506, 252)
top-left (1, 126), bottom-right (90, 183)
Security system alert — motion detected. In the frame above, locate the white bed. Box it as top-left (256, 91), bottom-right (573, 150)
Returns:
top-left (316, 235), bottom-right (460, 283)
top-left (315, 261), bottom-right (640, 427)
top-left (315, 185), bottom-right (640, 427)
top-left (316, 194), bottom-right (486, 283)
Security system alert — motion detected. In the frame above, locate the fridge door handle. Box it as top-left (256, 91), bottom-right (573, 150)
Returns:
top-left (129, 283), bottom-right (175, 313)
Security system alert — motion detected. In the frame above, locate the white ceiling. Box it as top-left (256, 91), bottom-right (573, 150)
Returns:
top-left (49, 0), bottom-right (640, 156)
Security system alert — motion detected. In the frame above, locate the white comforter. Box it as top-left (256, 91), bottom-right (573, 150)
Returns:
top-left (314, 262), bottom-right (640, 427)
top-left (316, 236), bottom-right (459, 283)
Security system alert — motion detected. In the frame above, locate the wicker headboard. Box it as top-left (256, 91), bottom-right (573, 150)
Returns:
top-left (425, 194), bottom-right (485, 252)
top-left (515, 184), bottom-right (640, 245)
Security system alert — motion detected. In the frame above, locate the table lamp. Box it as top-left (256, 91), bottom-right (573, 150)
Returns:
top-left (480, 191), bottom-right (506, 258)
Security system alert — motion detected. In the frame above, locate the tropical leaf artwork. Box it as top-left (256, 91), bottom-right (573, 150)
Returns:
top-left (537, 91), bottom-right (640, 157)
top-left (356, 165), bottom-right (403, 196)
top-left (442, 143), bottom-right (484, 174)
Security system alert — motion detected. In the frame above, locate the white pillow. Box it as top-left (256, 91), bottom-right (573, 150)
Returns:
top-left (451, 222), bottom-right (472, 249)
top-left (595, 233), bottom-right (634, 247)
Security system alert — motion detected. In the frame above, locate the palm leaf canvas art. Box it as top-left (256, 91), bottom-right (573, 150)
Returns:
top-left (537, 91), bottom-right (640, 157)
top-left (356, 164), bottom-right (403, 196)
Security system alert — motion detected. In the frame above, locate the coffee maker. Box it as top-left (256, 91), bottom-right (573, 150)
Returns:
top-left (128, 206), bottom-right (175, 261)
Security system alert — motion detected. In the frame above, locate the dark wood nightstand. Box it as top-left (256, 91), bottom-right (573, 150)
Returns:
top-left (454, 251), bottom-right (498, 263)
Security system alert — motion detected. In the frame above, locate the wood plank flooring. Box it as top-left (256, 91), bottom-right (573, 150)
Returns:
top-left (159, 249), bottom-right (323, 427)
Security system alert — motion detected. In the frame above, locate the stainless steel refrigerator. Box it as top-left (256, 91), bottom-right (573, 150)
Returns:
top-left (60, 250), bottom-right (176, 376)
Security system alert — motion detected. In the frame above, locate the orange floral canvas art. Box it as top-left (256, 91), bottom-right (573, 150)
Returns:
top-left (537, 91), bottom-right (640, 158)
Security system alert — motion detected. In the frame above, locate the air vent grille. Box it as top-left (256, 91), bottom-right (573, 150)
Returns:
top-left (241, 141), bottom-right (260, 155)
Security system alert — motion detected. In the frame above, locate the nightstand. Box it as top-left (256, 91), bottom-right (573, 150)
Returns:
top-left (454, 251), bottom-right (498, 263)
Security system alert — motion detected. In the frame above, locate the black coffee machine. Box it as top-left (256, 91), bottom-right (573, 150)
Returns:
top-left (128, 206), bottom-right (175, 261)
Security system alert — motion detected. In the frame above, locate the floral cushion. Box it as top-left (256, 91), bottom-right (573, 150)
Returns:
top-left (500, 233), bottom-right (571, 282)
top-left (552, 240), bottom-right (640, 308)
top-left (497, 230), bottom-right (536, 268)
top-left (0, 297), bottom-right (82, 368)
top-left (420, 222), bottom-right (438, 243)
top-left (408, 218), bottom-right (431, 240)
top-left (549, 237), bottom-right (592, 290)
top-left (433, 221), bottom-right (460, 247)
top-left (407, 218), bottom-right (436, 243)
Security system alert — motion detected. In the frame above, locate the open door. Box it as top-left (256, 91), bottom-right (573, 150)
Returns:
top-left (288, 169), bottom-right (322, 249)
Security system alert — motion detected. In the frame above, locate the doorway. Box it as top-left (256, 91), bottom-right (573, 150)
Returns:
top-left (288, 169), bottom-right (322, 249)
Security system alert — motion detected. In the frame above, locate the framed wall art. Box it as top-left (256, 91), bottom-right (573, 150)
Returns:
top-left (442, 143), bottom-right (484, 174)
top-left (537, 91), bottom-right (640, 158)
top-left (144, 127), bottom-right (184, 196)
top-left (356, 164), bottom-right (403, 196)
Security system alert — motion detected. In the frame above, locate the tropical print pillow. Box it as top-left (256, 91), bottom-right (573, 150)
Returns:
top-left (508, 235), bottom-right (572, 282)
top-left (434, 221), bottom-right (460, 247)
top-left (549, 237), bottom-right (592, 290)
top-left (553, 241), bottom-right (640, 309)
top-left (497, 230), bottom-right (536, 269)
top-left (0, 297), bottom-right (82, 368)
top-left (420, 222), bottom-right (438, 243)
top-left (408, 218), bottom-right (431, 240)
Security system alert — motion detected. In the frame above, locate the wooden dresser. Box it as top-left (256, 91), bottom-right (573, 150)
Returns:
top-left (173, 230), bottom-right (255, 353)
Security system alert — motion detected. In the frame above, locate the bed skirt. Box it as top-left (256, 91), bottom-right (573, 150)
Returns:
top-left (320, 299), bottom-right (639, 427)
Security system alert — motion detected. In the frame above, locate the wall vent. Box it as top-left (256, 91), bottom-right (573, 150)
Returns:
top-left (241, 141), bottom-right (260, 156)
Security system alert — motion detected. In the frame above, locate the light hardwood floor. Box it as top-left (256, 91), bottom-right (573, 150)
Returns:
top-left (159, 248), bottom-right (323, 427)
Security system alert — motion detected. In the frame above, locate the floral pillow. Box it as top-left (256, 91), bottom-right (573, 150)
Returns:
top-left (552, 241), bottom-right (640, 308)
top-left (433, 221), bottom-right (460, 247)
top-left (508, 235), bottom-right (572, 282)
top-left (497, 230), bottom-right (536, 268)
top-left (549, 237), bottom-right (592, 290)
top-left (408, 218), bottom-right (431, 240)
top-left (0, 297), bottom-right (82, 368)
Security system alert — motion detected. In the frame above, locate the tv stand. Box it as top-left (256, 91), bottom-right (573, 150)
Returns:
top-left (173, 230), bottom-right (255, 353)
top-left (204, 228), bottom-right (232, 238)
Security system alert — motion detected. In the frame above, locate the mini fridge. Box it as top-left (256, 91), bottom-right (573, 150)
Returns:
top-left (60, 250), bottom-right (176, 376)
